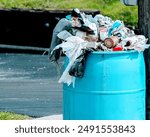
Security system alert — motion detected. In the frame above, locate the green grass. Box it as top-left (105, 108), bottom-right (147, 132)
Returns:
top-left (0, 0), bottom-right (138, 26)
top-left (0, 112), bottom-right (31, 120)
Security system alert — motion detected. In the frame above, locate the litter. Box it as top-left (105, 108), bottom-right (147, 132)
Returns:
top-left (104, 36), bottom-right (120, 48)
top-left (49, 8), bottom-right (150, 86)
top-left (49, 18), bottom-right (72, 53)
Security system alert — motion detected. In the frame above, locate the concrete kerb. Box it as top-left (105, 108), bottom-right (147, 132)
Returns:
top-left (34, 114), bottom-right (63, 120)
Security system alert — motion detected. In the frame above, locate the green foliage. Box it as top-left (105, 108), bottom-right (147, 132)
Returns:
top-left (0, 111), bottom-right (30, 120)
top-left (0, 0), bottom-right (138, 27)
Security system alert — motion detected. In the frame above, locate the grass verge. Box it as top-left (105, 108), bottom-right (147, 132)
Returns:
top-left (0, 111), bottom-right (31, 120)
top-left (0, 0), bottom-right (138, 26)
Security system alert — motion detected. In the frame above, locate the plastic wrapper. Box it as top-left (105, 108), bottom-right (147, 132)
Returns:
top-left (57, 30), bottom-right (72, 41)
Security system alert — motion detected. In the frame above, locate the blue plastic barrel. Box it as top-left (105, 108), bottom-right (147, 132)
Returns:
top-left (63, 51), bottom-right (146, 120)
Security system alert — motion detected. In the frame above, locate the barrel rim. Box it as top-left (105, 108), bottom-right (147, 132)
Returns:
top-left (92, 50), bottom-right (139, 55)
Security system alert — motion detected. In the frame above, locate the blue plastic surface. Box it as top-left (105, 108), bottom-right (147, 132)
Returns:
top-left (63, 51), bottom-right (146, 120)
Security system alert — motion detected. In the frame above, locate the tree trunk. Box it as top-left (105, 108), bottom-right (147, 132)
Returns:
top-left (138, 0), bottom-right (150, 120)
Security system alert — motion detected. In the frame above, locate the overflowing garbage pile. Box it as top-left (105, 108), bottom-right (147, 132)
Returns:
top-left (49, 8), bottom-right (150, 86)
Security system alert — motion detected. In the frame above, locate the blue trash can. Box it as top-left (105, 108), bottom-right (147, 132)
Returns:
top-left (63, 50), bottom-right (146, 120)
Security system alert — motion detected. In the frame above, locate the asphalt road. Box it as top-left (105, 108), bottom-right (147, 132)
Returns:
top-left (0, 53), bottom-right (63, 117)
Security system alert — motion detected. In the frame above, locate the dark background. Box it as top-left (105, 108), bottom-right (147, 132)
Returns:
top-left (0, 8), bottom-right (100, 49)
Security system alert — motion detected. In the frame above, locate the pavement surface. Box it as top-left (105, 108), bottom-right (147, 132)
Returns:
top-left (0, 53), bottom-right (63, 118)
